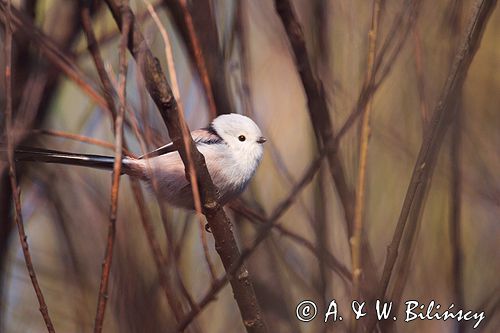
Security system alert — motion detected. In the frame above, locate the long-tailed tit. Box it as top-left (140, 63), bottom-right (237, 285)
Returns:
top-left (3, 114), bottom-right (266, 209)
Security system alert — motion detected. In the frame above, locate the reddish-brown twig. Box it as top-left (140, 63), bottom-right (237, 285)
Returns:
top-left (163, 0), bottom-right (217, 118)
top-left (0, 2), bottom-right (107, 109)
top-left (163, 0), bottom-right (231, 117)
top-left (93, 3), bottom-right (131, 332)
top-left (351, 1), bottom-right (382, 328)
top-left (144, 0), bottom-right (217, 281)
top-left (3, 1), bottom-right (55, 332)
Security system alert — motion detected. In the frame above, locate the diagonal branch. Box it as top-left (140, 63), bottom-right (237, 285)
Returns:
top-left (103, 1), bottom-right (267, 332)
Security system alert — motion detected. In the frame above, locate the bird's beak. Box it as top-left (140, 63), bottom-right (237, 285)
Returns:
top-left (257, 137), bottom-right (267, 144)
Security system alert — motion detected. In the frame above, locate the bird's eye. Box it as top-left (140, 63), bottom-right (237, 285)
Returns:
top-left (238, 135), bottom-right (246, 142)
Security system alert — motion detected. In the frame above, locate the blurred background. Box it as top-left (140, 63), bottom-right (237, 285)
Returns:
top-left (0, 0), bottom-right (499, 332)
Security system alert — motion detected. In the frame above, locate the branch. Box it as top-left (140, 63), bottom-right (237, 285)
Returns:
top-left (93, 3), bottom-right (131, 332)
top-left (103, 1), bottom-right (267, 331)
top-left (368, 0), bottom-right (497, 331)
top-left (351, 2), bottom-right (382, 331)
top-left (3, 1), bottom-right (55, 331)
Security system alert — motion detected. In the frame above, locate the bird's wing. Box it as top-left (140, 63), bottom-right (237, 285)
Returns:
top-left (138, 128), bottom-right (223, 159)
top-left (191, 128), bottom-right (223, 144)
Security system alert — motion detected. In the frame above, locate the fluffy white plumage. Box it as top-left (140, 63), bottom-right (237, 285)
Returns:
top-left (126, 113), bottom-right (266, 209)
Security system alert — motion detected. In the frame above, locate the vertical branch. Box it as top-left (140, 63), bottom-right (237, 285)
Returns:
top-left (93, 2), bottom-right (131, 332)
top-left (3, 1), bottom-right (55, 332)
top-left (368, 0), bottom-right (497, 331)
top-left (351, 1), bottom-right (381, 330)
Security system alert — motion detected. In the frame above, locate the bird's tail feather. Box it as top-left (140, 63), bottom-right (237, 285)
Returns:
top-left (0, 146), bottom-right (138, 175)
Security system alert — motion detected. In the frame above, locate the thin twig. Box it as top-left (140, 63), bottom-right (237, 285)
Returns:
top-left (165, 0), bottom-right (218, 118)
top-left (144, 0), bottom-right (217, 281)
top-left (229, 201), bottom-right (352, 283)
top-left (0, 2), bottom-right (107, 109)
top-left (33, 129), bottom-right (135, 157)
top-left (3, 1), bottom-right (55, 331)
top-left (80, 2), bottom-right (119, 119)
top-left (367, 1), bottom-right (497, 331)
top-left (351, 1), bottom-right (382, 330)
top-left (129, 180), bottom-right (187, 322)
top-left (93, 3), bottom-right (131, 332)
top-left (75, 1), bottom-right (163, 59)
top-left (163, 0), bottom-right (231, 117)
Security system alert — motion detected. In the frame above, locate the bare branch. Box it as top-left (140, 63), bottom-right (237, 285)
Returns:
top-left (2, 1), bottom-right (55, 331)
top-left (93, 2), bottom-right (131, 332)
top-left (351, 2), bottom-right (382, 331)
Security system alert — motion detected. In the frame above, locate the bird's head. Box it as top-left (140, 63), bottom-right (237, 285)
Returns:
top-left (211, 113), bottom-right (266, 163)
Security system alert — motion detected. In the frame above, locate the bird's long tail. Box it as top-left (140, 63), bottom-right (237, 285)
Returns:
top-left (0, 146), bottom-right (141, 175)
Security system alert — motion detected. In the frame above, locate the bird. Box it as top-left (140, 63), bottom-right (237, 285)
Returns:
top-left (2, 113), bottom-right (266, 209)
